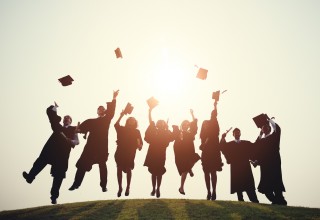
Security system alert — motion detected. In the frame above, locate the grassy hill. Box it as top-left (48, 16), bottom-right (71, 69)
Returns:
top-left (1, 199), bottom-right (320, 220)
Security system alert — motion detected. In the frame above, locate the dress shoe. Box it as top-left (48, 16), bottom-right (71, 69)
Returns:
top-left (102, 187), bottom-right (107, 192)
top-left (68, 185), bottom-right (79, 191)
top-left (211, 192), bottom-right (216, 201)
top-left (125, 188), bottom-right (130, 196)
top-left (50, 196), bottom-right (57, 205)
top-left (22, 172), bottom-right (33, 184)
top-left (117, 188), bottom-right (122, 197)
top-left (206, 192), bottom-right (211, 200)
top-left (151, 189), bottom-right (155, 196)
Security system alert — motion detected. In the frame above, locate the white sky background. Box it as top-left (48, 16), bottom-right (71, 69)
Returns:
top-left (0, 0), bottom-right (320, 210)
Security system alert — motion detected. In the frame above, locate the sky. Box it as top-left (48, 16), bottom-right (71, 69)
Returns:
top-left (0, 0), bottom-right (320, 211)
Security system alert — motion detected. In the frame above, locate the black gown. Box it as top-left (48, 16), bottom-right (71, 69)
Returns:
top-left (144, 121), bottom-right (174, 175)
top-left (221, 140), bottom-right (256, 194)
top-left (76, 100), bottom-right (116, 171)
top-left (114, 123), bottom-right (143, 172)
top-left (254, 123), bottom-right (285, 194)
top-left (173, 120), bottom-right (200, 175)
top-left (199, 118), bottom-right (223, 172)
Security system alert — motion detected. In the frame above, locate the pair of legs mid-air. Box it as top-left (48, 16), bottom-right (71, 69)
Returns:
top-left (178, 169), bottom-right (194, 195)
top-left (150, 174), bottom-right (162, 198)
top-left (69, 163), bottom-right (108, 192)
top-left (204, 171), bottom-right (217, 200)
top-left (117, 167), bottom-right (132, 197)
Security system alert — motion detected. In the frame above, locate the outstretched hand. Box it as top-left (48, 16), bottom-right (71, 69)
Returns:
top-left (113, 90), bottom-right (120, 99)
top-left (221, 132), bottom-right (227, 140)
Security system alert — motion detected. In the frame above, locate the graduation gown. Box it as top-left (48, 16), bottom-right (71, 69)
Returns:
top-left (76, 100), bottom-right (116, 171)
top-left (254, 123), bottom-right (285, 194)
top-left (221, 140), bottom-right (256, 194)
top-left (143, 121), bottom-right (174, 175)
top-left (114, 123), bottom-right (143, 172)
top-left (199, 118), bottom-right (223, 172)
top-left (37, 106), bottom-right (76, 178)
top-left (173, 120), bottom-right (200, 175)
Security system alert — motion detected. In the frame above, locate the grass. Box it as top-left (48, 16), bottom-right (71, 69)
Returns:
top-left (1, 199), bottom-right (320, 220)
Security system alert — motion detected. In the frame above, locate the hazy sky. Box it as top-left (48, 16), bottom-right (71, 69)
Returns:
top-left (1, 0), bottom-right (320, 211)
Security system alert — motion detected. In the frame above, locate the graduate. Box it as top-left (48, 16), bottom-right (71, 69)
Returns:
top-left (69, 90), bottom-right (119, 192)
top-left (114, 103), bottom-right (143, 197)
top-left (220, 128), bottom-right (259, 203)
top-left (23, 102), bottom-right (79, 204)
top-left (144, 98), bottom-right (175, 198)
top-left (199, 100), bottom-right (223, 200)
top-left (172, 109), bottom-right (200, 195)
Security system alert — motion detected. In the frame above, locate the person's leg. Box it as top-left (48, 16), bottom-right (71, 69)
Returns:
top-left (204, 172), bottom-right (211, 200)
top-left (125, 170), bottom-right (132, 196)
top-left (69, 169), bottom-right (86, 190)
top-left (179, 172), bottom-right (187, 194)
top-left (210, 171), bottom-right (217, 200)
top-left (264, 191), bottom-right (276, 203)
top-left (50, 176), bottom-right (63, 204)
top-left (23, 157), bottom-right (47, 183)
top-left (237, 191), bottom-right (244, 201)
top-left (247, 190), bottom-right (259, 203)
top-left (156, 175), bottom-right (162, 198)
top-left (117, 167), bottom-right (123, 197)
top-left (274, 190), bottom-right (287, 205)
top-left (99, 163), bottom-right (108, 192)
top-left (151, 174), bottom-right (156, 196)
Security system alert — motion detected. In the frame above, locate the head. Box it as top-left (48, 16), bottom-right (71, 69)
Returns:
top-left (63, 115), bottom-right (72, 126)
top-left (125, 117), bottom-right (138, 129)
top-left (180, 120), bottom-right (190, 132)
top-left (156, 120), bottom-right (167, 131)
top-left (233, 128), bottom-right (241, 140)
top-left (262, 123), bottom-right (271, 135)
top-left (97, 106), bottom-right (105, 117)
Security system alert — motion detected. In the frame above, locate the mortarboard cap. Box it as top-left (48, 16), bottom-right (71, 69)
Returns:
top-left (115, 47), bottom-right (123, 59)
top-left (196, 68), bottom-right (208, 80)
top-left (58, 75), bottom-right (74, 86)
top-left (253, 113), bottom-right (270, 128)
top-left (123, 102), bottom-right (134, 115)
top-left (212, 90), bottom-right (220, 101)
top-left (147, 97), bottom-right (159, 109)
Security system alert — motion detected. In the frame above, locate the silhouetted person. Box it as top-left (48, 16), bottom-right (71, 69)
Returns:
top-left (69, 90), bottom-right (119, 192)
top-left (254, 119), bottom-right (287, 205)
top-left (199, 101), bottom-right (223, 200)
top-left (23, 103), bottom-right (79, 204)
top-left (173, 109), bottom-right (200, 195)
top-left (220, 128), bottom-right (259, 203)
top-left (114, 110), bottom-right (143, 197)
top-left (144, 107), bottom-right (174, 198)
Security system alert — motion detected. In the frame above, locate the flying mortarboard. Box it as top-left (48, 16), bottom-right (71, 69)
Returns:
top-left (58, 75), bottom-right (74, 86)
top-left (212, 90), bottom-right (220, 101)
top-left (196, 68), bottom-right (208, 80)
top-left (123, 102), bottom-right (134, 115)
top-left (115, 47), bottom-right (123, 59)
top-left (147, 97), bottom-right (159, 109)
top-left (253, 113), bottom-right (270, 128)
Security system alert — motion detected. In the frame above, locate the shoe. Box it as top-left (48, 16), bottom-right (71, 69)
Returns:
top-left (101, 187), bottom-right (107, 192)
top-left (178, 188), bottom-right (185, 195)
top-left (22, 171), bottom-right (33, 184)
top-left (151, 189), bottom-right (155, 196)
top-left (125, 188), bottom-right (130, 196)
top-left (211, 192), bottom-right (216, 201)
top-left (206, 192), bottom-right (211, 200)
top-left (50, 196), bottom-right (57, 205)
top-left (69, 184), bottom-right (79, 191)
top-left (117, 188), bottom-right (122, 197)
top-left (189, 170), bottom-right (194, 177)
top-left (156, 189), bottom-right (160, 198)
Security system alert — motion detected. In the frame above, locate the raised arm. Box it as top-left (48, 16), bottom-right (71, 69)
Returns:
top-left (115, 110), bottom-right (125, 128)
top-left (105, 90), bottom-right (119, 119)
top-left (148, 108), bottom-right (153, 124)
